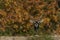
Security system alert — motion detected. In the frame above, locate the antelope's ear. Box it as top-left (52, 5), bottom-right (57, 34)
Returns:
top-left (29, 20), bottom-right (34, 23)
top-left (40, 19), bottom-right (44, 23)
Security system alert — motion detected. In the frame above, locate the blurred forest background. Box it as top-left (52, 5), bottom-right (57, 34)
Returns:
top-left (0, 0), bottom-right (60, 36)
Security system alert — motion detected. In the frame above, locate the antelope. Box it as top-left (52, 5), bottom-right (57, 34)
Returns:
top-left (29, 14), bottom-right (44, 32)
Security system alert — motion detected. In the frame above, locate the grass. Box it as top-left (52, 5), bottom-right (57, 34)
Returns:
top-left (27, 34), bottom-right (54, 40)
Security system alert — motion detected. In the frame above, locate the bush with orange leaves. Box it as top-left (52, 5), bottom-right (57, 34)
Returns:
top-left (0, 0), bottom-right (60, 36)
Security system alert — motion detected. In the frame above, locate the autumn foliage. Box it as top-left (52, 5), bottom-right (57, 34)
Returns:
top-left (0, 0), bottom-right (60, 36)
